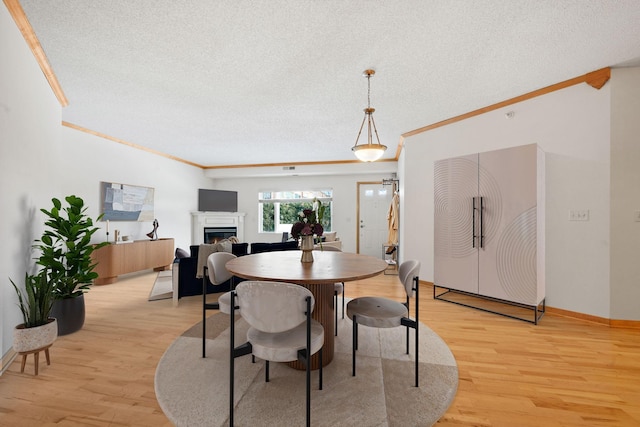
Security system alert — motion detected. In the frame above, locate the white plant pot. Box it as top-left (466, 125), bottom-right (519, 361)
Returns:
top-left (13, 318), bottom-right (58, 353)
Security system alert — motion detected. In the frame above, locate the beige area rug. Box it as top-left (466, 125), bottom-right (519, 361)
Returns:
top-left (148, 270), bottom-right (173, 301)
top-left (155, 309), bottom-right (458, 426)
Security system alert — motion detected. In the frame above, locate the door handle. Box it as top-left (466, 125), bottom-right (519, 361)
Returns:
top-left (472, 197), bottom-right (477, 248)
top-left (479, 196), bottom-right (485, 248)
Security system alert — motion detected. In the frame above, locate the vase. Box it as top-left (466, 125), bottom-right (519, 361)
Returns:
top-left (300, 235), bottom-right (314, 263)
top-left (51, 294), bottom-right (85, 335)
top-left (13, 318), bottom-right (58, 353)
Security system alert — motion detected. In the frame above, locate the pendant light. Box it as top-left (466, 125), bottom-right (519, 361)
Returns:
top-left (351, 69), bottom-right (387, 162)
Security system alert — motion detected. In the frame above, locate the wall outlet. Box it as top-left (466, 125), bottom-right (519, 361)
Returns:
top-left (569, 210), bottom-right (590, 221)
top-left (635, 211), bottom-right (640, 222)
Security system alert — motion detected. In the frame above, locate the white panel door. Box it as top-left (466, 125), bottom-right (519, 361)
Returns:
top-left (433, 154), bottom-right (479, 294)
top-left (358, 183), bottom-right (393, 257)
top-left (478, 144), bottom-right (539, 305)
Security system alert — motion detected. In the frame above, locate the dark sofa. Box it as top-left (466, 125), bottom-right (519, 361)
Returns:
top-left (250, 240), bottom-right (298, 253)
top-left (174, 243), bottom-right (248, 298)
top-left (174, 240), bottom-right (298, 299)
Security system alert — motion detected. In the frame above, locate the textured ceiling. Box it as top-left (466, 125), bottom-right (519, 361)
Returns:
top-left (17, 0), bottom-right (640, 168)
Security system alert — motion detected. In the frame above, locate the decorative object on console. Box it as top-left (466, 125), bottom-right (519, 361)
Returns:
top-left (351, 69), bottom-right (387, 162)
top-left (146, 218), bottom-right (159, 240)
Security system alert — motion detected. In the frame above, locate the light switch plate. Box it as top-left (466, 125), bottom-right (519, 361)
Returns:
top-left (569, 210), bottom-right (590, 221)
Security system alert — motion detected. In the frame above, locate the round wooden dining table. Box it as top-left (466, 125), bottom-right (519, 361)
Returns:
top-left (226, 250), bottom-right (388, 369)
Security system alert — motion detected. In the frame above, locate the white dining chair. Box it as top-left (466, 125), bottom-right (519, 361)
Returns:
top-left (229, 281), bottom-right (324, 427)
top-left (315, 244), bottom-right (345, 336)
top-left (346, 259), bottom-right (421, 387)
top-left (202, 251), bottom-right (236, 358)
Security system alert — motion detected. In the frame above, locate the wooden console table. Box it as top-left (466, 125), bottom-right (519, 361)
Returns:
top-left (92, 238), bottom-right (174, 285)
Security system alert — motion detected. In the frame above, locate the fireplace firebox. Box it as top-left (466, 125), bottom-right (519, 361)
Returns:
top-left (204, 227), bottom-right (237, 244)
top-left (191, 212), bottom-right (245, 245)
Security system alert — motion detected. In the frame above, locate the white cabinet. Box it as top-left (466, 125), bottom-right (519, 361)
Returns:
top-left (434, 144), bottom-right (545, 322)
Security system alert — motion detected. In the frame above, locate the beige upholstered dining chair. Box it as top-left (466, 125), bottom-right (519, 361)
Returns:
top-left (346, 259), bottom-right (421, 387)
top-left (202, 251), bottom-right (236, 358)
top-left (315, 244), bottom-right (344, 336)
top-left (229, 281), bottom-right (324, 427)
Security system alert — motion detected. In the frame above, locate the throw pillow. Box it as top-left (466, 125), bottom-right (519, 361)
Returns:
top-left (175, 247), bottom-right (190, 258)
top-left (215, 239), bottom-right (233, 253)
top-left (324, 231), bottom-right (337, 242)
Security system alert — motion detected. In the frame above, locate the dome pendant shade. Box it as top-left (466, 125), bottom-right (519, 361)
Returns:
top-left (352, 70), bottom-right (387, 162)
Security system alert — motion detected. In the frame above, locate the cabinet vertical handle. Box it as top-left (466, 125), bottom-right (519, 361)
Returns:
top-left (479, 196), bottom-right (485, 248)
top-left (472, 197), bottom-right (476, 248)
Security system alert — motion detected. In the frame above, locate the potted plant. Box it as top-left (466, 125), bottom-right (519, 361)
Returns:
top-left (35, 195), bottom-right (108, 335)
top-left (11, 271), bottom-right (58, 354)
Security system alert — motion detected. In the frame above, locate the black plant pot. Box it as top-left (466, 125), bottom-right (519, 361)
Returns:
top-left (51, 294), bottom-right (86, 335)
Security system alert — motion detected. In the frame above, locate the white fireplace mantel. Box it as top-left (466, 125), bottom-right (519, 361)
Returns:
top-left (191, 212), bottom-right (246, 245)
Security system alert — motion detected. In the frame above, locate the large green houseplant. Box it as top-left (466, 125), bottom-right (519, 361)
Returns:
top-left (35, 195), bottom-right (108, 335)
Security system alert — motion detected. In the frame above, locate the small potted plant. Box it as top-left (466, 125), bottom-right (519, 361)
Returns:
top-left (11, 271), bottom-right (58, 354)
top-left (35, 195), bottom-right (108, 335)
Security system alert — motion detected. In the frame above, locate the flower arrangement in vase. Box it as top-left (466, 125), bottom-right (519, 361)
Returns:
top-left (291, 200), bottom-right (325, 262)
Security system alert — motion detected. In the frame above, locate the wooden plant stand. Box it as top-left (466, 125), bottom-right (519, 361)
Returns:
top-left (19, 344), bottom-right (52, 375)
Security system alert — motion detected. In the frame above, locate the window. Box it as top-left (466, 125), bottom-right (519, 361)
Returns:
top-left (259, 190), bottom-right (332, 233)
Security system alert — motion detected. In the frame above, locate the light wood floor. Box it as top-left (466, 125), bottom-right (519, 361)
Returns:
top-left (1, 270), bottom-right (639, 426)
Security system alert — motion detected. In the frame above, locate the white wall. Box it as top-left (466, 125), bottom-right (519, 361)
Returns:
top-left (1, 6), bottom-right (213, 364)
top-left (610, 67), bottom-right (640, 320)
top-left (402, 81), bottom-right (612, 318)
top-left (211, 173), bottom-right (395, 254)
top-left (3, 4), bottom-right (635, 370)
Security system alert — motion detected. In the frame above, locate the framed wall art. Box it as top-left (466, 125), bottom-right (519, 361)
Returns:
top-left (101, 181), bottom-right (154, 221)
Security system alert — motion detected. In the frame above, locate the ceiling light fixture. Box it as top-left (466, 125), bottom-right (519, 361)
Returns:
top-left (352, 69), bottom-right (387, 162)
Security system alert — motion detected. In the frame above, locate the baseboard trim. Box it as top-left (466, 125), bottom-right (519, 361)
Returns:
top-left (546, 306), bottom-right (610, 325)
top-left (546, 307), bottom-right (640, 328)
top-left (422, 282), bottom-right (640, 328)
top-left (1, 348), bottom-right (17, 376)
top-left (609, 319), bottom-right (640, 329)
